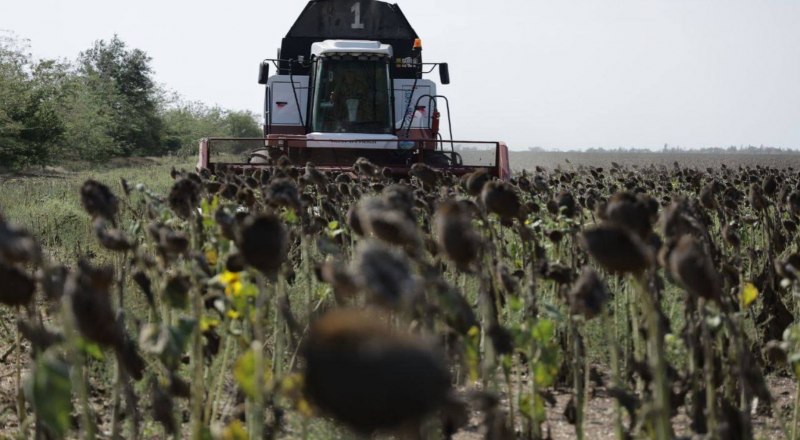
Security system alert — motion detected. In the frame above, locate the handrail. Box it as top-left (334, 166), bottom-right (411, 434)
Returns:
top-left (407, 94), bottom-right (454, 152)
top-left (201, 136), bottom-right (499, 145)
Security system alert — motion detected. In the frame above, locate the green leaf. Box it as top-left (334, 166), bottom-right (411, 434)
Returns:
top-left (222, 420), bottom-right (248, 440)
top-left (234, 348), bottom-right (271, 399)
top-left (534, 359), bottom-right (559, 387)
top-left (464, 326), bottom-right (481, 383)
top-left (27, 350), bottom-right (72, 438)
top-left (541, 304), bottom-right (564, 322)
top-left (790, 353), bottom-right (800, 379)
top-left (531, 319), bottom-right (555, 343)
top-left (75, 337), bottom-right (105, 361)
top-left (533, 393), bottom-right (547, 421)
top-left (281, 209), bottom-right (299, 225)
top-left (140, 318), bottom-right (196, 370)
top-left (237, 281), bottom-right (258, 298)
top-left (172, 318), bottom-right (197, 350)
top-left (201, 195), bottom-right (220, 229)
top-left (518, 394), bottom-right (533, 418)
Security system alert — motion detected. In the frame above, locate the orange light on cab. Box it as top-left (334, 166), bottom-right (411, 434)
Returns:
top-left (413, 38), bottom-right (422, 49)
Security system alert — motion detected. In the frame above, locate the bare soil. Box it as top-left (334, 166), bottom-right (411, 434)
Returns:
top-left (452, 372), bottom-right (795, 440)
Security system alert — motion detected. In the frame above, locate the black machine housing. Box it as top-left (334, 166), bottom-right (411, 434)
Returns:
top-left (276, 0), bottom-right (423, 80)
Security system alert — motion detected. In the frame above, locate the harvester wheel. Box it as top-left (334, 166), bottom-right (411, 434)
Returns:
top-left (423, 151), bottom-right (454, 168)
top-left (248, 149), bottom-right (271, 164)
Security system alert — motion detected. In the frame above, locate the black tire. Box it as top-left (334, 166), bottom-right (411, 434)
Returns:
top-left (248, 148), bottom-right (272, 164)
top-left (423, 151), bottom-right (454, 168)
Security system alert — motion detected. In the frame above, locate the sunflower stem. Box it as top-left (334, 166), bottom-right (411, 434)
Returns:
top-left (503, 357), bottom-right (516, 433)
top-left (627, 282), bottom-right (644, 394)
top-left (570, 317), bottom-right (585, 440)
top-left (529, 354), bottom-right (542, 439)
top-left (793, 379), bottom-right (800, 440)
top-left (252, 273), bottom-right (271, 440)
top-left (110, 253), bottom-right (127, 440)
top-left (189, 213), bottom-right (207, 439)
top-left (207, 327), bottom-right (234, 423)
top-left (301, 234), bottom-right (313, 321)
top-left (14, 309), bottom-right (25, 434)
top-left (189, 284), bottom-right (205, 439)
top-left (601, 308), bottom-right (625, 440)
top-left (109, 360), bottom-right (122, 439)
top-left (62, 294), bottom-right (95, 440)
top-left (635, 274), bottom-right (671, 440)
top-left (699, 297), bottom-right (717, 437)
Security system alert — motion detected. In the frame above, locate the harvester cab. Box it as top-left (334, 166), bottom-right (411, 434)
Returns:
top-left (198, 0), bottom-right (510, 180)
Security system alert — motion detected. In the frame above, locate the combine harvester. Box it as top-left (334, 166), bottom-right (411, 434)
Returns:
top-left (198, 0), bottom-right (510, 179)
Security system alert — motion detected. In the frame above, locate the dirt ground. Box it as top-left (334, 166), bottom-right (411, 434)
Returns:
top-left (452, 372), bottom-right (795, 440)
top-left (0, 350), bottom-right (796, 439)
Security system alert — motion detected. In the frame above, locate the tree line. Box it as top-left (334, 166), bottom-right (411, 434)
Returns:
top-left (0, 32), bottom-right (261, 170)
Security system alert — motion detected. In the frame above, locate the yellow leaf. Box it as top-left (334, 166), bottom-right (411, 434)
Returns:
top-left (205, 247), bottom-right (218, 266)
top-left (222, 420), bottom-right (248, 440)
top-left (280, 373), bottom-right (303, 393)
top-left (297, 398), bottom-right (313, 417)
top-left (225, 280), bottom-right (243, 298)
top-left (218, 270), bottom-right (246, 297)
top-left (200, 317), bottom-right (220, 332)
top-left (740, 282), bottom-right (758, 308)
top-left (219, 270), bottom-right (240, 285)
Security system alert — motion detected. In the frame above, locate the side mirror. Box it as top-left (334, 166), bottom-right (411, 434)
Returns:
top-left (439, 63), bottom-right (450, 85)
top-left (258, 62), bottom-right (270, 85)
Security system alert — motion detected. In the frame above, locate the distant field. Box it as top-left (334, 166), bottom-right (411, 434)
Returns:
top-left (509, 151), bottom-right (800, 170)
top-left (2, 151), bottom-right (798, 262)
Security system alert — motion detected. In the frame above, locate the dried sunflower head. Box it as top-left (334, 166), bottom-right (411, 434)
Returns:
top-left (0, 263), bottom-right (35, 307)
top-left (667, 234), bottom-right (721, 302)
top-left (80, 179), bottom-right (119, 223)
top-left (265, 178), bottom-right (302, 212)
top-left (568, 267), bottom-right (610, 319)
top-left (481, 181), bottom-right (521, 220)
top-left (303, 308), bottom-right (450, 434)
top-left (434, 199), bottom-right (481, 270)
top-left (356, 196), bottom-right (419, 248)
top-left (168, 177), bottom-right (201, 219)
top-left (237, 213), bottom-right (288, 278)
top-left (0, 218), bottom-right (42, 265)
top-left (464, 169), bottom-right (490, 197)
top-left (350, 240), bottom-right (417, 307)
top-left (410, 163), bottom-right (438, 188)
top-left (581, 223), bottom-right (651, 274)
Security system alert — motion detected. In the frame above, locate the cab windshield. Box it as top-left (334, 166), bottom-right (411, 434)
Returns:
top-left (311, 58), bottom-right (393, 134)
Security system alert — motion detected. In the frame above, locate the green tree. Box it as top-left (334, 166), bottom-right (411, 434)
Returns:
top-left (78, 35), bottom-right (163, 156)
top-left (0, 34), bottom-right (66, 169)
top-left (0, 39), bottom-right (28, 168)
top-left (161, 97), bottom-right (261, 155)
top-left (1, 32), bottom-right (260, 168)
top-left (59, 75), bottom-right (120, 162)
top-left (226, 110), bottom-right (262, 138)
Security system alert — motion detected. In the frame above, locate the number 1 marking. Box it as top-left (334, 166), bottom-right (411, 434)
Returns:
top-left (351, 2), bottom-right (365, 29)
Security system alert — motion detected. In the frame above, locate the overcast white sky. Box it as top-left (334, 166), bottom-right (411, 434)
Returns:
top-left (2, 0), bottom-right (799, 150)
